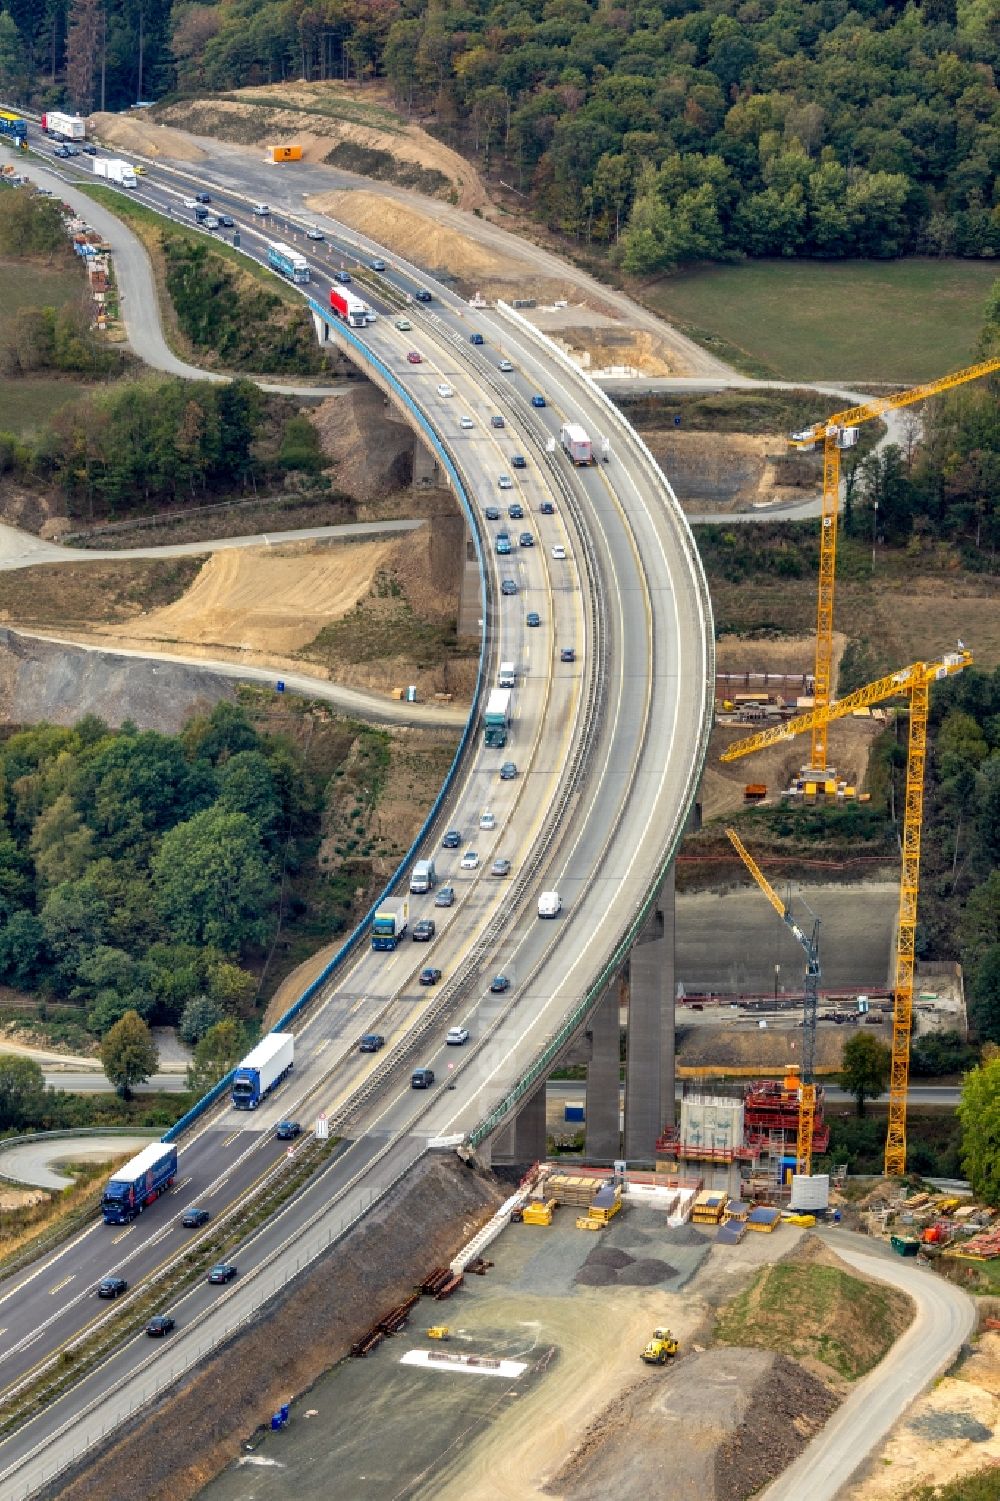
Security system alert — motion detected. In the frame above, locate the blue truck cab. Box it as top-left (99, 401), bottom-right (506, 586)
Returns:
top-left (102, 1143), bottom-right (177, 1225)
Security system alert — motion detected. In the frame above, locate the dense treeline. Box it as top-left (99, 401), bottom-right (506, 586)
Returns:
top-left (849, 291), bottom-right (1000, 566)
top-left (0, 704), bottom-right (321, 1040)
top-left (0, 375), bottom-right (324, 516)
top-left (3, 0), bottom-right (999, 265)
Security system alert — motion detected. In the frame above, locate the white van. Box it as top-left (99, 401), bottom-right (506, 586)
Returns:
top-left (538, 891), bottom-right (562, 918)
top-left (498, 661), bottom-right (516, 688)
top-left (410, 859), bottom-right (437, 895)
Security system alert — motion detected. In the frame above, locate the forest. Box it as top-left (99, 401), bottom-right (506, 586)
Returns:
top-left (0, 703), bottom-right (322, 1042)
top-left (1, 0), bottom-right (999, 265)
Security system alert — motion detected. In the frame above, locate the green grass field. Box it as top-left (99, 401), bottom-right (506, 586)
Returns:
top-left (645, 258), bottom-right (999, 382)
top-left (0, 377), bottom-right (91, 434)
top-left (0, 259), bottom-right (84, 344)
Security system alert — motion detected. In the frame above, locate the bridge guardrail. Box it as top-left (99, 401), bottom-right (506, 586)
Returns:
top-left (165, 305), bottom-right (488, 1142)
top-left (467, 304), bottom-right (716, 1149)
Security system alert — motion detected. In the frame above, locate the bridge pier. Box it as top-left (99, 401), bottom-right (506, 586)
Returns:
top-left (458, 523), bottom-right (480, 637)
top-left (585, 982), bottom-right (621, 1158)
top-left (413, 438), bottom-right (440, 488)
top-left (624, 864), bottom-right (676, 1161)
top-left (491, 1077), bottom-right (547, 1167)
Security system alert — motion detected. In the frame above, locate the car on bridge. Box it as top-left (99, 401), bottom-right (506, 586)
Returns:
top-left (485, 505), bottom-right (500, 520)
top-left (460, 416), bottom-right (475, 430)
top-left (306, 226), bottom-right (325, 240)
top-left (552, 545), bottom-right (567, 560)
top-left (395, 318), bottom-right (412, 331)
top-left (194, 193), bottom-right (210, 203)
top-left (334, 270), bottom-right (352, 284)
top-left (479, 811), bottom-right (496, 830)
top-left (498, 474), bottom-right (513, 490)
top-left (446, 1027), bottom-right (469, 1045)
top-left (526, 611), bottom-right (541, 627)
top-left (276, 1121), bottom-right (301, 1140)
top-left (146, 1315), bottom-right (175, 1338)
top-left (469, 333), bottom-right (484, 345)
top-left (411, 1067), bottom-right (435, 1088)
top-left (501, 579), bottom-right (518, 597)
top-left (499, 762), bottom-right (517, 780)
top-left (508, 503), bottom-right (524, 519)
top-left (359, 1033), bottom-right (385, 1052)
top-left (97, 1277), bottom-right (128, 1299)
top-left (415, 289), bottom-right (432, 301)
top-left (181, 1207), bottom-right (211, 1228)
top-left (491, 415), bottom-right (505, 429)
top-left (219, 214), bottom-right (234, 227)
top-left (412, 918), bottom-right (436, 941)
top-left (496, 533), bottom-right (512, 555)
top-left (437, 383), bottom-right (454, 398)
top-left (207, 1263), bottom-right (237, 1284)
top-left (460, 850), bottom-right (480, 870)
top-left (419, 966), bottom-right (442, 986)
top-left (435, 885), bottom-right (455, 907)
top-left (82, 143), bottom-right (97, 155)
top-left (511, 455), bottom-right (526, 469)
top-left (531, 394), bottom-right (546, 407)
top-left (498, 359), bottom-right (514, 372)
top-left (442, 829), bottom-right (461, 848)
top-left (252, 202), bottom-right (269, 215)
top-left (540, 500), bottom-right (555, 514)
top-left (406, 351), bottom-right (423, 364)
top-left (490, 857), bottom-right (512, 877)
top-left (370, 258), bottom-right (386, 271)
top-left (490, 975), bottom-right (510, 993)
top-left (561, 647), bottom-right (576, 663)
top-left (519, 532), bottom-right (534, 548)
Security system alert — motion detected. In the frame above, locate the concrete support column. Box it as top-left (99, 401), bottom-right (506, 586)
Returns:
top-left (491, 1077), bottom-right (547, 1166)
top-left (624, 863), bottom-right (676, 1161)
top-left (412, 436), bottom-right (439, 488)
top-left (457, 523), bottom-right (481, 638)
top-left (585, 982), bottom-right (621, 1161)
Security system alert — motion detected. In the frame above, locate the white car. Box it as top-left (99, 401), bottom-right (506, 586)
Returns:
top-left (252, 202), bottom-right (269, 216)
top-left (182, 198), bottom-right (197, 209)
top-left (498, 359), bottom-right (514, 372)
top-left (460, 850), bottom-right (480, 870)
top-left (479, 811), bottom-right (496, 831)
top-left (436, 383), bottom-right (454, 398)
top-left (498, 475), bottom-right (513, 490)
top-left (460, 416), bottom-right (474, 429)
top-left (446, 1027), bottom-right (469, 1046)
top-left (306, 226), bottom-right (325, 240)
top-left (551, 545), bottom-right (567, 560)
top-left (395, 317), bottom-right (412, 331)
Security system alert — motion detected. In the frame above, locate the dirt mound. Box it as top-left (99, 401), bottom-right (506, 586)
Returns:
top-left (714, 1234), bottom-right (913, 1381)
top-left (153, 83), bottom-right (487, 210)
top-left (311, 386), bottom-right (415, 501)
top-left (95, 538), bottom-right (401, 656)
top-left (87, 112), bottom-right (206, 161)
top-left (552, 1347), bottom-right (838, 1501)
top-left (676, 1023), bottom-right (889, 1075)
top-left (550, 326), bottom-right (677, 378)
top-left (645, 430), bottom-right (804, 512)
top-left (588, 1247), bottom-right (634, 1269)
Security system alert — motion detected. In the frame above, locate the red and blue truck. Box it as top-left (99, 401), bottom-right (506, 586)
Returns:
top-left (102, 1142), bottom-right (178, 1224)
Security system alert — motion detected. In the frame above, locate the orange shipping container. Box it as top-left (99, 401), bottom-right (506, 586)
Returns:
top-left (270, 144), bottom-right (302, 163)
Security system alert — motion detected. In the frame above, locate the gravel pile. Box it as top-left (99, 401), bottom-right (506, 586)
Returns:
top-left (618, 1258), bottom-right (678, 1286)
top-left (662, 1223), bottom-right (710, 1247)
top-left (589, 1247), bottom-right (634, 1269)
top-left (575, 1251), bottom-right (678, 1289)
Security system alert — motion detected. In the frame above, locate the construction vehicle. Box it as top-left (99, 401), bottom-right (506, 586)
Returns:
top-left (426, 1326), bottom-right (450, 1340)
top-left (788, 358), bottom-right (998, 780)
top-left (727, 829), bottom-right (820, 1177)
top-left (723, 649), bottom-right (972, 1176)
top-left (641, 1329), bottom-right (679, 1364)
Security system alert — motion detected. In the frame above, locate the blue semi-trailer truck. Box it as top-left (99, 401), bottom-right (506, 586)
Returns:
top-left (102, 1142), bottom-right (178, 1224)
top-left (231, 1031), bottom-right (295, 1109)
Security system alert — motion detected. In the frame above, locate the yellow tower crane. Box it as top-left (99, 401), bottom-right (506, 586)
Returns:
top-left (726, 829), bottom-right (820, 1177)
top-left (791, 358), bottom-right (999, 777)
top-left (722, 649), bottom-right (972, 1176)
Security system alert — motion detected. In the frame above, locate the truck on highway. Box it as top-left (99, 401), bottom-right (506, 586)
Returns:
top-left (484, 687), bottom-right (512, 748)
top-left (102, 1142), bottom-right (177, 1224)
top-left (92, 157), bottom-right (137, 188)
top-left (498, 661), bottom-right (516, 688)
top-left (41, 110), bottom-right (86, 140)
top-left (0, 109), bottom-right (27, 143)
top-left (231, 1031), bottom-right (294, 1109)
top-left (267, 241), bottom-right (310, 284)
top-left (560, 422), bottom-right (593, 466)
top-left (409, 859), bottom-right (437, 895)
top-left (372, 896), bottom-right (409, 950)
top-left (329, 287), bottom-right (370, 328)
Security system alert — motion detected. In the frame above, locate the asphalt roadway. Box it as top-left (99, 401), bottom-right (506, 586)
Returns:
top-left (762, 1229), bottom-right (975, 1501)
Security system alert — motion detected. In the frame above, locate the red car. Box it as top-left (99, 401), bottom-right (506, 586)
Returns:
top-left (406, 351), bottom-right (422, 364)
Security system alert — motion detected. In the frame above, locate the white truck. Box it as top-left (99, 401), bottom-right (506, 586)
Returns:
top-left (560, 422), bottom-right (593, 466)
top-left (231, 1031), bottom-right (294, 1109)
top-left (538, 891), bottom-right (562, 918)
top-left (41, 110), bottom-right (86, 141)
top-left (498, 661), bottom-right (516, 688)
top-left (92, 158), bottom-right (137, 188)
top-left (409, 859), bottom-right (437, 895)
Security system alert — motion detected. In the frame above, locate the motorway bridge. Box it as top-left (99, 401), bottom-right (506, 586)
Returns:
top-left (0, 132), bottom-right (715, 1496)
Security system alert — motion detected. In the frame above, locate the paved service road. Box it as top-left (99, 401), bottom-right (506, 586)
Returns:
top-left (41, 1072), bottom-right (188, 1096)
top-left (761, 1230), bottom-right (975, 1501)
top-left (0, 1135), bottom-right (159, 1191)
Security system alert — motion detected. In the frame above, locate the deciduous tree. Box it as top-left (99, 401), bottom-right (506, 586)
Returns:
top-left (959, 1050), bottom-right (1000, 1205)
top-left (100, 1009), bottom-right (158, 1099)
top-left (840, 1031), bottom-right (891, 1117)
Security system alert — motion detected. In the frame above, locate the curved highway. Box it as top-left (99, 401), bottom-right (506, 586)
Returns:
top-left (0, 128), bottom-right (716, 1497)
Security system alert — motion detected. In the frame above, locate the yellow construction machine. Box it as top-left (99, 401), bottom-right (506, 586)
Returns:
top-left (641, 1328), bottom-right (679, 1364)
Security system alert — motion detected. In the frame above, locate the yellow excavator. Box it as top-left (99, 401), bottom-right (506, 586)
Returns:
top-left (641, 1328), bottom-right (679, 1364)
